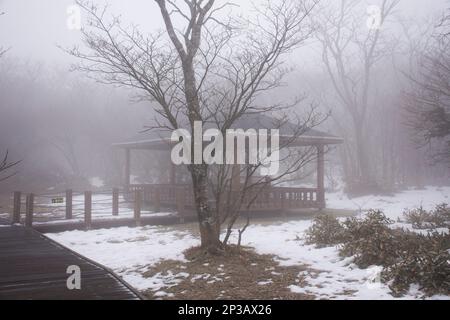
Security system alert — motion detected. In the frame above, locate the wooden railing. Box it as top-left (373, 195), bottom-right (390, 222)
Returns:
top-left (8, 185), bottom-right (324, 231)
top-left (129, 184), bottom-right (194, 212)
top-left (240, 187), bottom-right (321, 212)
top-left (129, 184), bottom-right (324, 214)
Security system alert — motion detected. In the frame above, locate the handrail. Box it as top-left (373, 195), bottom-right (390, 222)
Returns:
top-left (129, 183), bottom-right (322, 211)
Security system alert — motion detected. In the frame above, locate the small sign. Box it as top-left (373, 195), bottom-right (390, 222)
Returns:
top-left (52, 197), bottom-right (65, 204)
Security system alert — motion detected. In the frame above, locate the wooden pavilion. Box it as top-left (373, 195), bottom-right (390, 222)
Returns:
top-left (113, 116), bottom-right (343, 216)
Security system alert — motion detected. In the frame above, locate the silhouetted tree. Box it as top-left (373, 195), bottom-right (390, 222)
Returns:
top-left (68, 0), bottom-right (322, 253)
top-left (315, 0), bottom-right (400, 192)
top-left (0, 151), bottom-right (20, 182)
top-left (0, 12), bottom-right (8, 58)
top-left (406, 10), bottom-right (450, 164)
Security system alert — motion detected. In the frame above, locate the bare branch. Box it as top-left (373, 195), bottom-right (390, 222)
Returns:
top-left (0, 150), bottom-right (21, 182)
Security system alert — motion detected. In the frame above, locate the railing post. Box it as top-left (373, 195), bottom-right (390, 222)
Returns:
top-left (65, 189), bottom-right (73, 220)
top-left (279, 191), bottom-right (288, 218)
top-left (286, 190), bottom-right (292, 209)
top-left (317, 144), bottom-right (326, 210)
top-left (85, 191), bottom-right (92, 230)
top-left (13, 191), bottom-right (21, 224)
top-left (154, 189), bottom-right (161, 213)
top-left (278, 191), bottom-right (285, 215)
top-left (25, 193), bottom-right (34, 228)
top-left (113, 188), bottom-right (119, 216)
top-left (134, 189), bottom-right (142, 227)
top-left (125, 149), bottom-right (131, 193)
top-left (176, 188), bottom-right (185, 222)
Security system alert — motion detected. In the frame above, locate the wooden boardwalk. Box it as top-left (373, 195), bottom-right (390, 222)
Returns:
top-left (0, 224), bottom-right (143, 300)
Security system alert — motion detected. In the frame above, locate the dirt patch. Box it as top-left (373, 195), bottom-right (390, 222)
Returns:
top-left (142, 246), bottom-right (316, 300)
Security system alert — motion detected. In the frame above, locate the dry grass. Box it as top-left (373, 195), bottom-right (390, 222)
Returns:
top-left (143, 246), bottom-right (316, 300)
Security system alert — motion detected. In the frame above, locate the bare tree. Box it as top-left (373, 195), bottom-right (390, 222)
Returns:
top-left (0, 11), bottom-right (8, 58)
top-left (0, 150), bottom-right (20, 182)
top-left (67, 0), bottom-right (321, 253)
top-left (50, 133), bottom-right (82, 179)
top-left (315, 0), bottom-right (400, 192)
top-left (405, 9), bottom-right (450, 164)
top-left (0, 12), bottom-right (19, 182)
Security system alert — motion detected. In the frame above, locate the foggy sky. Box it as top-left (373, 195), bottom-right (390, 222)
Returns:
top-left (0, 0), bottom-right (448, 65)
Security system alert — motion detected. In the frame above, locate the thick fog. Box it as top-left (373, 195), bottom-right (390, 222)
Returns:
top-left (0, 0), bottom-right (449, 193)
top-left (0, 0), bottom-right (446, 62)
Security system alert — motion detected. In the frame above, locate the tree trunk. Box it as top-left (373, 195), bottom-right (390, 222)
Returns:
top-left (182, 63), bottom-right (222, 252)
top-left (354, 122), bottom-right (373, 187)
top-left (189, 164), bottom-right (222, 253)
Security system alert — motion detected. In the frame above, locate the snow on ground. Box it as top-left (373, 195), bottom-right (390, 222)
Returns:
top-left (0, 190), bottom-right (174, 229)
top-left (327, 186), bottom-right (450, 220)
top-left (35, 193), bottom-right (130, 220)
top-left (48, 226), bottom-right (197, 291)
top-left (30, 193), bottom-right (175, 223)
top-left (47, 186), bottom-right (450, 300)
top-left (238, 221), bottom-right (448, 300)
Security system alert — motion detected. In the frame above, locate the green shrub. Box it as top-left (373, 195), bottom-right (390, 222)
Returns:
top-left (304, 208), bottom-right (450, 297)
top-left (382, 231), bottom-right (450, 297)
top-left (304, 215), bottom-right (346, 248)
top-left (403, 204), bottom-right (450, 230)
top-left (434, 204), bottom-right (450, 228)
top-left (340, 211), bottom-right (398, 268)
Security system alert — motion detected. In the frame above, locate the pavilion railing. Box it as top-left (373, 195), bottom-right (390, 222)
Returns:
top-left (6, 185), bottom-right (323, 231)
top-left (129, 184), bottom-right (324, 214)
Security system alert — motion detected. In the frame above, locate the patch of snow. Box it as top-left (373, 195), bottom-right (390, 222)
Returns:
top-left (191, 274), bottom-right (211, 282)
top-left (89, 177), bottom-right (105, 188)
top-left (47, 226), bottom-right (197, 292)
top-left (326, 186), bottom-right (450, 220)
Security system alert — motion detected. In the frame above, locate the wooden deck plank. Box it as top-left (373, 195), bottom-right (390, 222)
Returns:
top-left (0, 225), bottom-right (142, 300)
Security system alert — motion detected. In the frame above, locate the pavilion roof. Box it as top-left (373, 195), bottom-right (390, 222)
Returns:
top-left (113, 115), bottom-right (343, 150)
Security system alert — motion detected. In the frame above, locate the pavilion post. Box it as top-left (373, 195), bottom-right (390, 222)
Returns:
top-left (170, 162), bottom-right (176, 186)
top-left (231, 165), bottom-right (241, 192)
top-left (12, 191), bottom-right (21, 224)
top-left (112, 188), bottom-right (119, 216)
top-left (25, 193), bottom-right (34, 228)
top-left (65, 189), bottom-right (73, 220)
top-left (85, 191), bottom-right (92, 230)
top-left (134, 189), bottom-right (142, 227)
top-left (317, 145), bottom-right (325, 209)
top-left (125, 148), bottom-right (131, 192)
